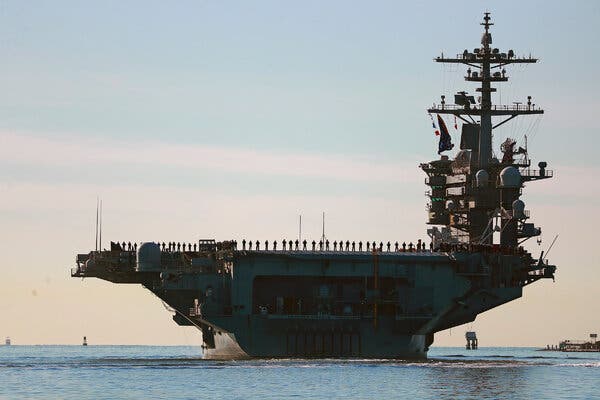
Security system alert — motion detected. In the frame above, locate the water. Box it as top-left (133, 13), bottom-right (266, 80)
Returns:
top-left (1, 346), bottom-right (599, 399)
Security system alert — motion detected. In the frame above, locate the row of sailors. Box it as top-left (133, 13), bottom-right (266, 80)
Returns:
top-left (112, 241), bottom-right (526, 255)
top-left (112, 240), bottom-right (432, 253)
top-left (113, 241), bottom-right (199, 252)
top-left (240, 239), bottom-right (431, 252)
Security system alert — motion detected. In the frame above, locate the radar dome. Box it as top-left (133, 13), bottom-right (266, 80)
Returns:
top-left (475, 170), bottom-right (489, 188)
top-left (512, 199), bottom-right (525, 219)
top-left (136, 242), bottom-right (161, 271)
top-left (499, 166), bottom-right (521, 188)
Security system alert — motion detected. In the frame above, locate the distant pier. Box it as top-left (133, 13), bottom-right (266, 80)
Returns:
top-left (543, 333), bottom-right (600, 352)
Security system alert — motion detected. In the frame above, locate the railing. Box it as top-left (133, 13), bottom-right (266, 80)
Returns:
top-left (429, 104), bottom-right (543, 112)
top-left (436, 54), bottom-right (537, 62)
top-left (438, 242), bottom-right (530, 256)
top-left (520, 169), bottom-right (554, 179)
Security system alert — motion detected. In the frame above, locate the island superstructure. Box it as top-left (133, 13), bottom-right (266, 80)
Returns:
top-left (71, 13), bottom-right (556, 359)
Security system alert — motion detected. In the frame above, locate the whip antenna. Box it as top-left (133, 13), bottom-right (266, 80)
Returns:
top-left (95, 197), bottom-right (99, 251)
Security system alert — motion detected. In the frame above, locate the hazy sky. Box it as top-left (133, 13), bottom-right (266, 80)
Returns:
top-left (1, 1), bottom-right (599, 347)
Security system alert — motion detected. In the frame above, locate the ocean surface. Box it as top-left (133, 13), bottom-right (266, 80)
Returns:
top-left (1, 346), bottom-right (599, 399)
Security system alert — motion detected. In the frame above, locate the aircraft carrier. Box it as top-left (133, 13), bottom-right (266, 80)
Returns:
top-left (71, 13), bottom-right (556, 359)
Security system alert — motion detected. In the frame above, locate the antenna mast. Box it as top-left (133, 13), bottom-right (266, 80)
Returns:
top-left (321, 212), bottom-right (326, 244)
top-left (95, 197), bottom-right (99, 252)
top-left (99, 200), bottom-right (103, 251)
top-left (428, 12), bottom-right (543, 169)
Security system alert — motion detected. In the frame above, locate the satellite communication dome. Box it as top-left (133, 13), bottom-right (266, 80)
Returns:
top-left (475, 169), bottom-right (489, 188)
top-left (512, 199), bottom-right (525, 218)
top-left (136, 242), bottom-right (161, 271)
top-left (499, 166), bottom-right (521, 188)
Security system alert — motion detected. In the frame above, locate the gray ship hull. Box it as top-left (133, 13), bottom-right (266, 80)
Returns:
top-left (74, 245), bottom-right (550, 359)
top-left (74, 246), bottom-right (550, 359)
top-left (193, 316), bottom-right (429, 359)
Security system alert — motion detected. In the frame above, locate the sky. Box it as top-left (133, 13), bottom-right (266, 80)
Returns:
top-left (1, 0), bottom-right (599, 348)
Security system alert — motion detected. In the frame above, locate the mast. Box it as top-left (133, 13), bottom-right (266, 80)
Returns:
top-left (321, 212), bottom-right (326, 245)
top-left (479, 12), bottom-right (493, 168)
top-left (428, 12), bottom-right (543, 169)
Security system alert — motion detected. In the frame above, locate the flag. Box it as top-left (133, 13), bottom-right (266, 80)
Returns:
top-left (437, 114), bottom-right (454, 154)
top-left (428, 113), bottom-right (440, 135)
top-left (428, 113), bottom-right (436, 128)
